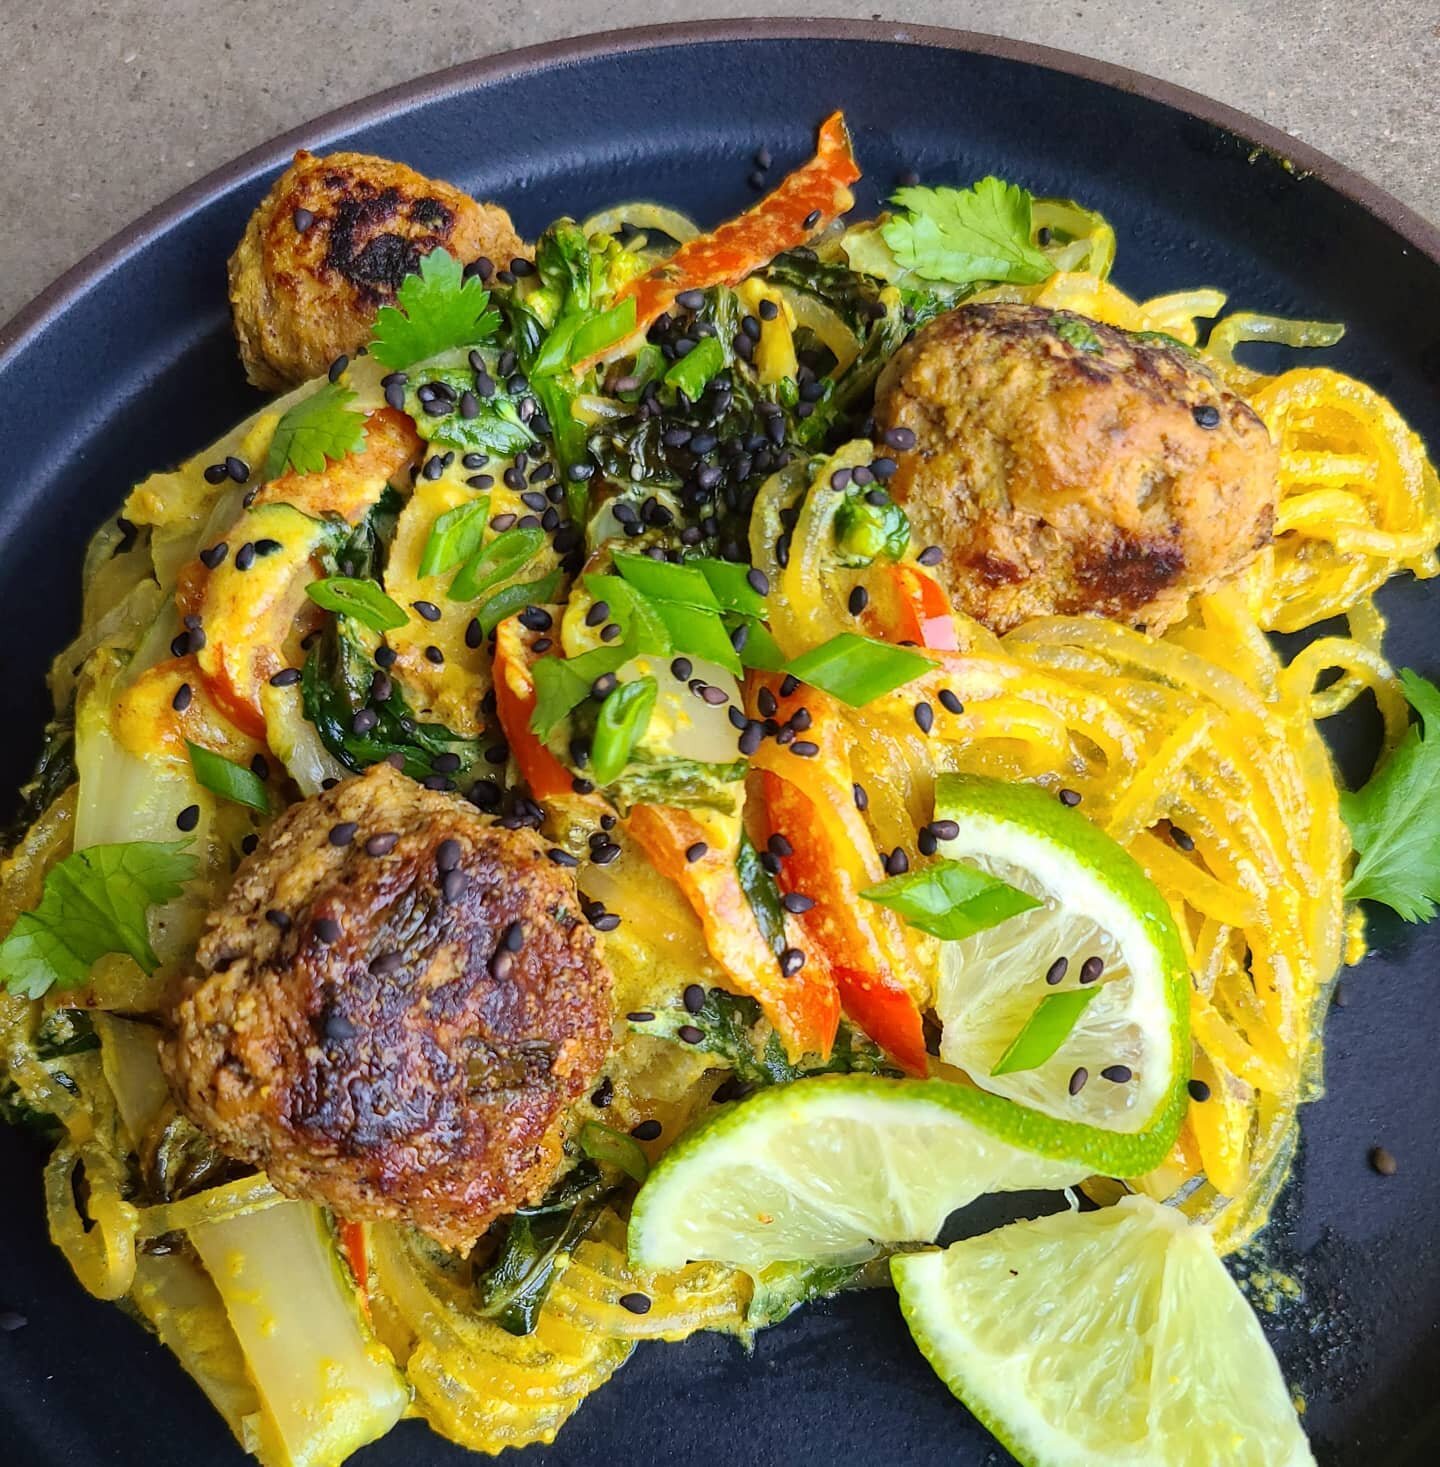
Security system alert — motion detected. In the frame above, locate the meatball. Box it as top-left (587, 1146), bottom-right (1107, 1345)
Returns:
top-left (161, 763), bottom-right (612, 1251)
top-left (228, 150), bottom-right (527, 390)
top-left (874, 302), bottom-right (1277, 634)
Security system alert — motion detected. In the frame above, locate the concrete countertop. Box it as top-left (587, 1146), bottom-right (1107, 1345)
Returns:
top-left (0, 0), bottom-right (1435, 326)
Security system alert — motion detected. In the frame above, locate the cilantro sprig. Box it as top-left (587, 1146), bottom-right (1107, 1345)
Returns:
top-left (1340, 668), bottom-right (1440, 921)
top-left (370, 247), bottom-right (501, 369)
top-left (882, 177), bottom-right (1055, 288)
top-left (0, 841), bottom-right (199, 998)
top-left (262, 382), bottom-right (368, 480)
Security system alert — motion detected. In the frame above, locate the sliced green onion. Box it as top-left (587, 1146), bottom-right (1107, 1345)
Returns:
top-left (612, 552), bottom-right (720, 609)
top-left (579, 1121), bottom-right (650, 1183)
top-left (306, 576), bottom-right (408, 633)
top-left (187, 742), bottom-right (270, 813)
top-left (786, 632), bottom-right (933, 706)
top-left (654, 601), bottom-right (741, 676)
top-left (990, 988), bottom-right (1099, 1076)
top-left (582, 574), bottom-right (672, 655)
top-left (476, 569), bottom-right (564, 636)
top-left (618, 344), bottom-right (666, 399)
top-left (735, 617), bottom-right (787, 672)
top-left (569, 296), bottom-right (637, 365)
top-left (418, 498), bottom-right (490, 579)
top-left (694, 558), bottom-right (767, 617)
top-left (530, 643), bottom-right (631, 739)
top-left (589, 676), bottom-right (658, 784)
top-left (530, 313), bottom-right (582, 377)
top-left (449, 527), bottom-right (545, 602)
top-left (859, 858), bottom-right (1040, 941)
top-left (663, 335), bottom-right (725, 398)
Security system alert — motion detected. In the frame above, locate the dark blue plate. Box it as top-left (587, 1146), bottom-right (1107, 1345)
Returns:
top-left (1, 20), bottom-right (1437, 1466)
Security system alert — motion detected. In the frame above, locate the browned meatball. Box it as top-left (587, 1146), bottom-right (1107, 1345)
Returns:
top-left (161, 763), bottom-right (612, 1251)
top-left (874, 302), bottom-right (1277, 633)
top-left (228, 150), bottom-right (527, 390)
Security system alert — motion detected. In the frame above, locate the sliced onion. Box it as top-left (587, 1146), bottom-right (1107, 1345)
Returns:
top-left (774, 286), bottom-right (861, 373)
top-left (581, 203), bottom-right (700, 244)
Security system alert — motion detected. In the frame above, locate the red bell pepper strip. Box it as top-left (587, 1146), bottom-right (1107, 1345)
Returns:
top-left (571, 112), bottom-right (861, 373)
top-left (751, 681), bottom-right (929, 1074)
top-left (866, 563), bottom-right (960, 652)
top-left (626, 803), bottom-right (840, 1061)
top-left (492, 615), bottom-right (582, 802)
top-left (338, 1220), bottom-right (370, 1313)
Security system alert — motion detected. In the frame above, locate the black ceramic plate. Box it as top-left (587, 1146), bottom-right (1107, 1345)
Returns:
top-left (1, 20), bottom-right (1437, 1467)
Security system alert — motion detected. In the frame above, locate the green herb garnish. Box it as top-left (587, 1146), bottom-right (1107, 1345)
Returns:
top-left (475, 569), bottom-right (564, 637)
top-left (448, 526), bottom-right (544, 602)
top-left (0, 841), bottom-right (198, 998)
top-left (663, 335), bottom-right (725, 398)
top-left (883, 178), bottom-right (1055, 288)
top-left (418, 499), bottom-right (491, 579)
top-left (262, 383), bottom-right (367, 481)
top-left (370, 247), bottom-right (501, 369)
top-left (579, 1121), bottom-right (650, 1183)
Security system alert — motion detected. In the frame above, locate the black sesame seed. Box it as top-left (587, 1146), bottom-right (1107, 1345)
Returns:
top-left (502, 920), bottom-right (525, 953)
top-left (1058, 788), bottom-right (1083, 807)
top-left (848, 586), bottom-right (869, 615)
top-left (1369, 1145), bottom-right (1398, 1176)
top-left (631, 1120), bottom-right (662, 1141)
top-left (171, 682), bottom-right (193, 712)
top-left (592, 841), bottom-right (621, 866)
top-left (1170, 825), bottom-right (1196, 852)
top-left (590, 1076), bottom-right (614, 1107)
top-left (199, 541), bottom-right (229, 569)
top-left (241, 834), bottom-right (259, 855)
top-left (853, 782), bottom-right (869, 811)
top-left (292, 207), bottom-right (314, 232)
top-left (914, 702), bottom-right (934, 734)
top-left (314, 917), bottom-right (341, 944)
top-left (937, 689), bottom-right (963, 715)
top-left (780, 946), bottom-right (806, 976)
top-left (234, 542), bottom-right (256, 572)
top-left (490, 948), bottom-right (515, 981)
top-left (747, 567), bottom-right (770, 595)
top-left (781, 892), bottom-right (815, 914)
top-left (1068, 1067), bottom-right (1089, 1095)
top-left (365, 832), bottom-right (399, 857)
top-left (677, 1024), bottom-right (705, 1045)
top-left (1079, 956), bottom-right (1105, 984)
top-left (883, 425), bottom-right (917, 451)
top-left (1192, 403), bottom-right (1222, 429)
top-left (685, 841), bottom-right (708, 863)
top-left (465, 618), bottom-right (483, 649)
top-left (328, 822), bottom-right (357, 847)
top-left (738, 722), bottom-right (764, 756)
top-left (683, 983), bottom-right (706, 1014)
top-left (1187, 1079), bottom-right (1212, 1103)
top-left (1101, 1065), bottom-right (1133, 1084)
top-left (619, 1292), bottom-right (653, 1315)
top-left (436, 838), bottom-right (463, 873)
top-left (790, 740), bottom-right (819, 757)
top-left (929, 819), bottom-right (959, 841)
top-left (885, 848), bottom-right (910, 877)
top-left (328, 355), bottom-right (349, 384)
top-left (669, 657), bottom-right (693, 681)
top-left (1045, 956), bottom-right (1069, 985)
top-left (370, 950), bottom-right (405, 975)
top-left (425, 645), bottom-right (445, 665)
top-left (176, 804), bottom-right (200, 832)
top-left (269, 667), bottom-right (302, 688)
top-left (917, 545), bottom-right (943, 567)
top-left (265, 908), bottom-right (291, 931)
top-left (918, 828), bottom-right (938, 857)
top-left (803, 208), bottom-right (822, 230)
top-left (412, 600), bottom-right (441, 622)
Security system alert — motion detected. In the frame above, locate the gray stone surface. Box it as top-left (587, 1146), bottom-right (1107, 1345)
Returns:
top-left (1, 0), bottom-right (1436, 325)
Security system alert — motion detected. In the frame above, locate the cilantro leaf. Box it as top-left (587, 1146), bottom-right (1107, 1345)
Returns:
top-left (262, 383), bottom-right (368, 480)
top-left (0, 841), bottom-right (199, 998)
top-left (1340, 668), bottom-right (1440, 921)
top-left (369, 248), bottom-right (501, 369)
top-left (882, 178), bottom-right (1055, 288)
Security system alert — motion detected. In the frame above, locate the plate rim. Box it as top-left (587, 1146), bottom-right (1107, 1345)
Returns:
top-left (2, 15), bottom-right (1438, 364)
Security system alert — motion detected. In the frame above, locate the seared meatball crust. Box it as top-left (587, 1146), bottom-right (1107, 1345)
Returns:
top-left (875, 302), bottom-right (1278, 634)
top-left (162, 764), bottom-right (611, 1251)
top-left (228, 150), bottom-right (527, 390)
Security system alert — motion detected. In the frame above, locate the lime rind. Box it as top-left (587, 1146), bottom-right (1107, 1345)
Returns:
top-left (932, 773), bottom-right (1190, 1156)
top-left (891, 1196), bottom-right (1314, 1467)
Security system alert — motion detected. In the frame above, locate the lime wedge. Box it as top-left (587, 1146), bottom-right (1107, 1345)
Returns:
top-left (627, 1075), bottom-right (1090, 1272)
top-left (932, 774), bottom-right (1188, 1165)
top-left (892, 1195), bottom-right (1314, 1467)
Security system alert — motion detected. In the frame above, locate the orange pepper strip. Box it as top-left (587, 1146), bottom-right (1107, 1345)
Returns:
top-left (491, 615), bottom-right (583, 802)
top-left (252, 406), bottom-right (421, 521)
top-left (751, 681), bottom-right (929, 1074)
top-left (626, 804), bottom-right (840, 1061)
top-left (865, 563), bottom-right (961, 652)
top-left (571, 112), bottom-right (861, 374)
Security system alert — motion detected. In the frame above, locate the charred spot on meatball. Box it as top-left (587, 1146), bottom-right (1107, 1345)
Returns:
top-left (161, 763), bottom-right (612, 1252)
top-left (874, 302), bottom-right (1278, 634)
top-left (228, 150), bottom-right (528, 390)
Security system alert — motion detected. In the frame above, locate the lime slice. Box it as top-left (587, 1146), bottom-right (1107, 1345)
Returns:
top-left (932, 774), bottom-right (1188, 1167)
top-left (628, 1075), bottom-right (1091, 1272)
top-left (892, 1195), bottom-right (1314, 1467)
